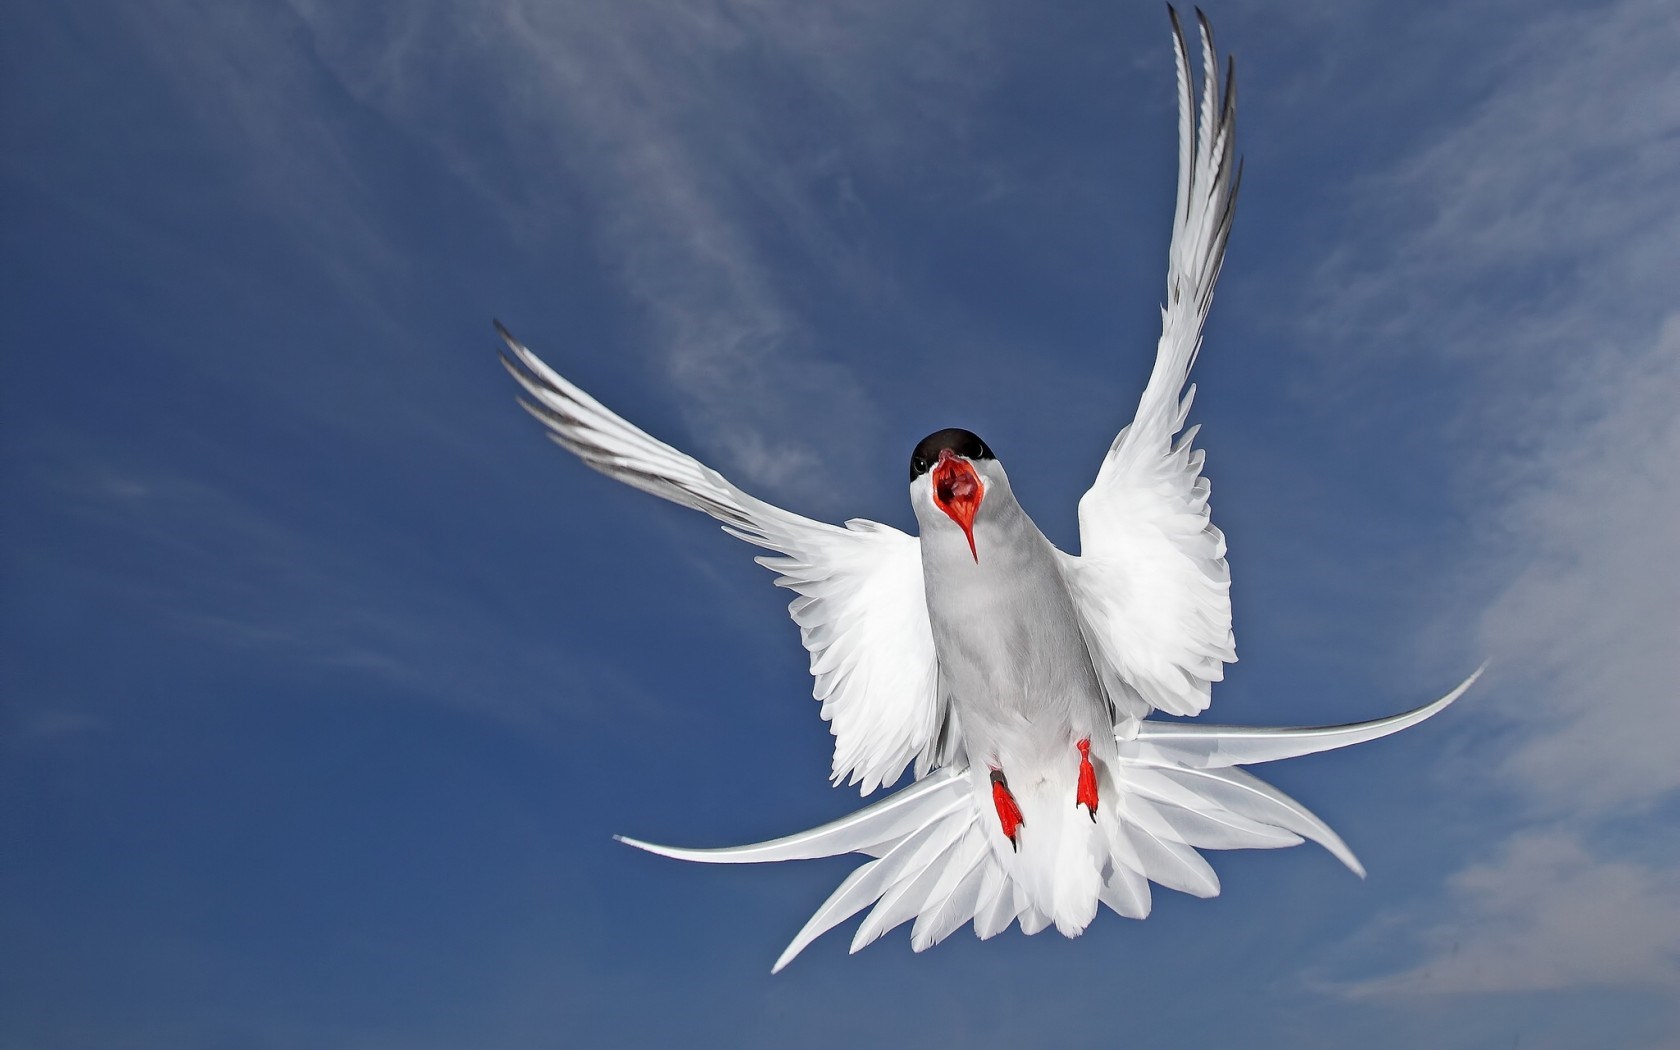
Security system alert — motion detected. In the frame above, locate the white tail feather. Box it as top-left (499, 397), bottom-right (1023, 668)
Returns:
top-left (850, 826), bottom-right (968, 953)
top-left (768, 816), bottom-right (952, 973)
top-left (619, 670), bottom-right (1478, 971)
top-left (1132, 664), bottom-right (1483, 768)
top-left (972, 861), bottom-right (1020, 939)
top-left (614, 771), bottom-right (966, 864)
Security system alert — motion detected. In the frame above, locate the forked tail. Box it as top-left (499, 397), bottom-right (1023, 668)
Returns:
top-left (618, 669), bottom-right (1480, 972)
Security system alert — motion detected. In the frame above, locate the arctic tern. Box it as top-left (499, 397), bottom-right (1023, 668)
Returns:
top-left (499, 8), bottom-right (1477, 972)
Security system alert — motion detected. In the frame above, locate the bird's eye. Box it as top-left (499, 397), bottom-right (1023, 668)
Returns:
top-left (911, 456), bottom-right (928, 479)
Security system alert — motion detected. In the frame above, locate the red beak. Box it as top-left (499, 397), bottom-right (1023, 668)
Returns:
top-left (932, 449), bottom-right (983, 562)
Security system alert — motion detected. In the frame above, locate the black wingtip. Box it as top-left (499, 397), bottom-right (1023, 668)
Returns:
top-left (492, 319), bottom-right (523, 354)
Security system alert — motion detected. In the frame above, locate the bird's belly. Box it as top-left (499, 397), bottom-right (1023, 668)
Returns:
top-left (925, 554), bottom-right (1108, 771)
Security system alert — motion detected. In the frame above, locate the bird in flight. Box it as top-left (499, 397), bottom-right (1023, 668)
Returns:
top-left (499, 7), bottom-right (1477, 973)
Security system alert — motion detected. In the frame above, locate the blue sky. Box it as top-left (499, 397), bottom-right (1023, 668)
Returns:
top-left (4, 0), bottom-right (1677, 1046)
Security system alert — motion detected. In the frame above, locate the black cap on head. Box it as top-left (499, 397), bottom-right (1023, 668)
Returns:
top-left (910, 428), bottom-right (994, 481)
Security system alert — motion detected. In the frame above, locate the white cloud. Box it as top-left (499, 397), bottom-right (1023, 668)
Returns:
top-left (1299, 0), bottom-right (1680, 379)
top-left (1283, 0), bottom-right (1680, 1003)
top-left (1340, 830), bottom-right (1680, 996)
top-left (1478, 315), bottom-right (1680, 812)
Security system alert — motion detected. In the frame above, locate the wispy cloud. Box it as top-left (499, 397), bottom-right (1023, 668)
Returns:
top-left (1338, 830), bottom-right (1680, 996)
top-left (92, 2), bottom-right (408, 315)
top-left (275, 0), bottom-right (1009, 499)
top-left (23, 1), bottom-right (1015, 504)
top-left (9, 710), bottom-right (112, 743)
top-left (1285, 0), bottom-right (1680, 1002)
top-left (21, 448), bottom-right (627, 734)
top-left (1477, 316), bottom-right (1680, 812)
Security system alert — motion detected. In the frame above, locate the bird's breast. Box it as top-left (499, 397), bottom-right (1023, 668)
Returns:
top-left (921, 519), bottom-right (1107, 767)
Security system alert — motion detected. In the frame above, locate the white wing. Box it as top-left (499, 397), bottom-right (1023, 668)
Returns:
top-left (499, 324), bottom-right (945, 793)
top-left (1064, 10), bottom-right (1241, 719)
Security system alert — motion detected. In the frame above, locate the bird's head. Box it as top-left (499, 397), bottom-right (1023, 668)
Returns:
top-left (909, 428), bottom-right (997, 563)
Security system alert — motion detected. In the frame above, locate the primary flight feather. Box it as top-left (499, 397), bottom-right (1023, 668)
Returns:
top-left (499, 7), bottom-right (1477, 972)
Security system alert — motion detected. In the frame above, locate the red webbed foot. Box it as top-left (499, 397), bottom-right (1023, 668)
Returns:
top-left (990, 769), bottom-right (1025, 851)
top-left (1076, 738), bottom-right (1098, 821)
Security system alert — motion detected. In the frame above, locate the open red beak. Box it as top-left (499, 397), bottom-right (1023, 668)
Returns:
top-left (932, 449), bottom-right (983, 562)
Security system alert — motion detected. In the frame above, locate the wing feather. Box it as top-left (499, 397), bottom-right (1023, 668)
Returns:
top-left (499, 323), bottom-right (945, 793)
top-left (1064, 10), bottom-right (1241, 719)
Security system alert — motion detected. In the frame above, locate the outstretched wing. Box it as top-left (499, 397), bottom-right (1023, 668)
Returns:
top-left (499, 324), bottom-right (945, 793)
top-left (1063, 10), bottom-right (1241, 720)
